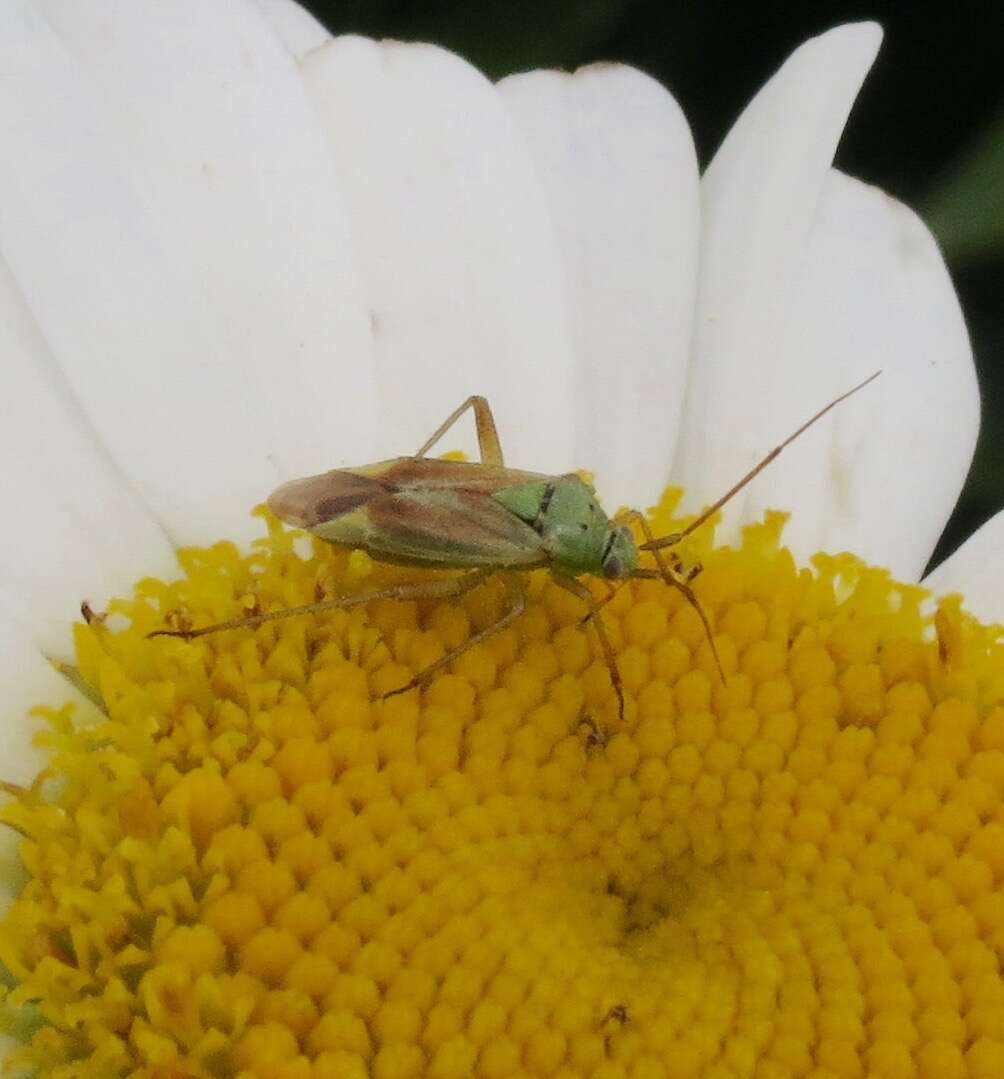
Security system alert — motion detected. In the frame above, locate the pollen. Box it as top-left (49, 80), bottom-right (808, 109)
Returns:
top-left (2, 494), bottom-right (1003, 1078)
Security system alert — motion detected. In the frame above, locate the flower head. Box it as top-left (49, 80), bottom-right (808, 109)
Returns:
top-left (3, 502), bottom-right (1004, 1077)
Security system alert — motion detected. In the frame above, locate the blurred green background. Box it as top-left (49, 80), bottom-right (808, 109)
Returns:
top-left (303, 0), bottom-right (1002, 574)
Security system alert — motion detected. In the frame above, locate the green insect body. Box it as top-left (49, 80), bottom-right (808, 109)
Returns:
top-left (271, 461), bottom-right (637, 580)
top-left (151, 378), bottom-right (880, 719)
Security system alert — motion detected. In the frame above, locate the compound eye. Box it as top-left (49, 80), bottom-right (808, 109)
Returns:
top-left (602, 526), bottom-right (634, 579)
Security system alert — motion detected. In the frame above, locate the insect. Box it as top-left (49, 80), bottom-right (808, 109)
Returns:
top-left (150, 374), bottom-right (879, 717)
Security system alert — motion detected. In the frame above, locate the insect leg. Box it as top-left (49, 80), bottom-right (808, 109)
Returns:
top-left (414, 395), bottom-right (504, 467)
top-left (149, 569), bottom-right (493, 641)
top-left (550, 574), bottom-right (625, 722)
top-left (578, 580), bottom-right (618, 625)
top-left (382, 571), bottom-right (526, 700)
top-left (621, 508), bottom-right (726, 684)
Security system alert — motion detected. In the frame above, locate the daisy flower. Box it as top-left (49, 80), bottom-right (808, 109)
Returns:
top-left (1, 2), bottom-right (1001, 1077)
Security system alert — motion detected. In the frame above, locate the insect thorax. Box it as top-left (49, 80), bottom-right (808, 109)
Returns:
top-left (493, 475), bottom-right (618, 576)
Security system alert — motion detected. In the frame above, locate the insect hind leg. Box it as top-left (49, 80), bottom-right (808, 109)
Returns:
top-left (414, 395), bottom-right (504, 467)
top-left (149, 569), bottom-right (492, 641)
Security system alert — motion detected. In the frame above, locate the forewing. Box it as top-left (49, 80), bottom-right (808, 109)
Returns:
top-left (362, 487), bottom-right (547, 568)
top-left (363, 456), bottom-right (549, 495)
top-left (270, 457), bottom-right (551, 569)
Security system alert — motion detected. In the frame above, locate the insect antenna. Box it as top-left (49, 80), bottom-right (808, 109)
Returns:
top-left (642, 371), bottom-right (881, 553)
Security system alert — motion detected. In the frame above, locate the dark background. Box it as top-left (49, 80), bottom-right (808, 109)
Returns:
top-left (303, 0), bottom-right (1003, 573)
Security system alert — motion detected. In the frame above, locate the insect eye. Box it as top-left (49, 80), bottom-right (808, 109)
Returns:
top-left (602, 526), bottom-right (637, 579)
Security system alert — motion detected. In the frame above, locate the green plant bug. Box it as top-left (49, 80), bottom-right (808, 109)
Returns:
top-left (150, 374), bottom-right (880, 718)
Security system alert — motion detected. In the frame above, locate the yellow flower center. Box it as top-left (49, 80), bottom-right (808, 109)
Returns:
top-left (2, 492), bottom-right (1003, 1079)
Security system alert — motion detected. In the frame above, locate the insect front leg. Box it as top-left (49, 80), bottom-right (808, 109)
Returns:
top-left (578, 580), bottom-right (618, 626)
top-left (383, 571), bottom-right (526, 700)
top-left (550, 574), bottom-right (625, 722)
top-left (620, 508), bottom-right (725, 683)
top-left (414, 395), bottom-right (504, 467)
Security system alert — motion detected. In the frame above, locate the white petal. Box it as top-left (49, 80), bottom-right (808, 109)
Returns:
top-left (924, 510), bottom-right (1004, 625)
top-left (0, 0), bottom-right (378, 547)
top-left (0, 259), bottom-right (176, 655)
top-left (499, 64), bottom-right (700, 506)
top-left (299, 36), bottom-right (577, 470)
top-left (252, 0), bottom-right (330, 60)
top-left (673, 23), bottom-right (882, 522)
top-left (739, 171), bottom-right (978, 580)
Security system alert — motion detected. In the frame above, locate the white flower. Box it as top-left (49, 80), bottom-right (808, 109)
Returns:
top-left (0, 0), bottom-right (987, 784)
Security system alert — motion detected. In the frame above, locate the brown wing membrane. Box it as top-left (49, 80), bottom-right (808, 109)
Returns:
top-left (268, 469), bottom-right (386, 529)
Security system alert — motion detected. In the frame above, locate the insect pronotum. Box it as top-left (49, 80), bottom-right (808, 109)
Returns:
top-left (150, 373), bottom-right (880, 718)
